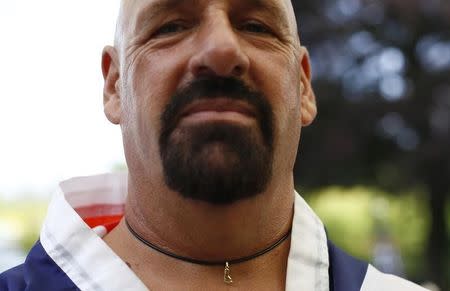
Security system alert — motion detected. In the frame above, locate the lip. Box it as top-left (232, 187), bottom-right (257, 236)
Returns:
top-left (179, 98), bottom-right (257, 120)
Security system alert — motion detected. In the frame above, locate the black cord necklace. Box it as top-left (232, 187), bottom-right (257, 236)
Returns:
top-left (124, 218), bottom-right (292, 285)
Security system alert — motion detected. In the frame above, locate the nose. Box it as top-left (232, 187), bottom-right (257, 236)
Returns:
top-left (188, 18), bottom-right (250, 78)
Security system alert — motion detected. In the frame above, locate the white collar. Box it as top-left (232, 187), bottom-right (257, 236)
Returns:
top-left (40, 173), bottom-right (329, 291)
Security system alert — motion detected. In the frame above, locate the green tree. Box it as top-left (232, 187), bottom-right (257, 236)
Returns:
top-left (292, 0), bottom-right (450, 288)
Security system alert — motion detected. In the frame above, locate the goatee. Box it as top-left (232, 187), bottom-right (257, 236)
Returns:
top-left (159, 76), bottom-right (274, 205)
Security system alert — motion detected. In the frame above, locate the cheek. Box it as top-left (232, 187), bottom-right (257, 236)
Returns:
top-left (123, 46), bottom-right (190, 138)
top-left (251, 51), bottom-right (301, 133)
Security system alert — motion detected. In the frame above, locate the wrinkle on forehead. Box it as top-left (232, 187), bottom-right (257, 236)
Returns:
top-left (114, 0), bottom-right (300, 53)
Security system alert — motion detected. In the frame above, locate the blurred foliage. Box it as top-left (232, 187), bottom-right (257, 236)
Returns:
top-left (292, 0), bottom-right (450, 288)
top-left (0, 200), bottom-right (47, 251)
top-left (111, 163), bottom-right (128, 172)
top-left (305, 187), bottom-right (433, 279)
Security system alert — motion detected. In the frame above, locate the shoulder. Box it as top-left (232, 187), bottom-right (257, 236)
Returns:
top-left (327, 240), bottom-right (369, 291)
top-left (327, 240), bottom-right (428, 291)
top-left (361, 265), bottom-right (429, 291)
top-left (1, 240), bottom-right (80, 291)
top-left (0, 264), bottom-right (27, 291)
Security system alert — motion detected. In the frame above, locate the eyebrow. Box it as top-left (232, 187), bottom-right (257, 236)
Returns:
top-left (135, 0), bottom-right (198, 31)
top-left (242, 0), bottom-right (290, 30)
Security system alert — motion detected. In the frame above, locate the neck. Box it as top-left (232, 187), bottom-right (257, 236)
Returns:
top-left (121, 174), bottom-right (295, 261)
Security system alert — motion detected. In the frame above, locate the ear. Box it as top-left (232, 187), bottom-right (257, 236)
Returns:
top-left (298, 47), bottom-right (317, 127)
top-left (102, 46), bottom-right (121, 125)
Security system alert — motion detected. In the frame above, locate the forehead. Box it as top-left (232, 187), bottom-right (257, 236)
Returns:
top-left (121, 0), bottom-right (296, 27)
top-left (125, 0), bottom-right (291, 12)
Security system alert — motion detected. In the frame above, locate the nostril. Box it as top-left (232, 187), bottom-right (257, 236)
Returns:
top-left (188, 44), bottom-right (250, 77)
top-left (196, 65), bottom-right (215, 77)
top-left (232, 65), bottom-right (243, 76)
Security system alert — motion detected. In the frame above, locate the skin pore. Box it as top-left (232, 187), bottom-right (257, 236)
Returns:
top-left (102, 0), bottom-right (316, 290)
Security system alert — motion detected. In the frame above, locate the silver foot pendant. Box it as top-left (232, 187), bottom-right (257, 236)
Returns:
top-left (224, 262), bottom-right (233, 284)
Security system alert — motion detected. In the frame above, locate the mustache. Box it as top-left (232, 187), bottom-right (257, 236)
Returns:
top-left (160, 76), bottom-right (273, 143)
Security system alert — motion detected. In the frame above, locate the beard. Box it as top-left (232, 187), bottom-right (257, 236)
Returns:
top-left (159, 76), bottom-right (274, 205)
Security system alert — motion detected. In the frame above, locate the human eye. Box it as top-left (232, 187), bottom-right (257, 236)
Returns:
top-left (239, 21), bottom-right (272, 35)
top-left (153, 21), bottom-right (190, 37)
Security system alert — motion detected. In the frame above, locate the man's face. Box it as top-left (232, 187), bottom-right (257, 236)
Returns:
top-left (103, 0), bottom-right (315, 204)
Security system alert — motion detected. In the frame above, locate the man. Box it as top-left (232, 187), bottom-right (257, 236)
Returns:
top-left (0, 0), bottom-right (428, 290)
